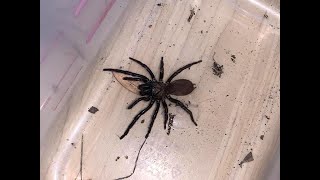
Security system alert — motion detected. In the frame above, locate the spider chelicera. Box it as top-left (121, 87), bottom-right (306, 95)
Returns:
top-left (103, 57), bottom-right (202, 140)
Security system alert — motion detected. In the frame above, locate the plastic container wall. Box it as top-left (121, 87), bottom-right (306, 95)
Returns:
top-left (40, 0), bottom-right (128, 146)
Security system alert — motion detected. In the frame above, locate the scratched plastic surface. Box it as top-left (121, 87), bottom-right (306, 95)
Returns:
top-left (40, 0), bottom-right (128, 145)
top-left (40, 0), bottom-right (280, 180)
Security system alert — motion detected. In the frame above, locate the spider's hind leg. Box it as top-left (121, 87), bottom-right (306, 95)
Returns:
top-left (120, 100), bottom-right (155, 140)
top-left (167, 96), bottom-right (197, 126)
top-left (145, 101), bottom-right (160, 139)
top-left (127, 97), bottom-right (150, 109)
top-left (162, 100), bottom-right (169, 129)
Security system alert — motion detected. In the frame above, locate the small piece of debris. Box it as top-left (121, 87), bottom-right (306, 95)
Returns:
top-left (115, 156), bottom-right (120, 161)
top-left (231, 55), bottom-right (236, 63)
top-left (260, 135), bottom-right (264, 140)
top-left (167, 113), bottom-right (175, 135)
top-left (187, 8), bottom-right (196, 22)
top-left (125, 155), bottom-right (128, 159)
top-left (148, 25), bottom-right (152, 28)
top-left (141, 119), bottom-right (145, 124)
top-left (264, 14), bottom-right (268, 19)
top-left (157, 3), bottom-right (162, 6)
top-left (239, 152), bottom-right (254, 168)
top-left (212, 62), bottom-right (224, 78)
top-left (265, 115), bottom-right (270, 119)
top-left (204, 20), bottom-right (206, 23)
top-left (200, 30), bottom-right (203, 34)
top-left (88, 106), bottom-right (99, 114)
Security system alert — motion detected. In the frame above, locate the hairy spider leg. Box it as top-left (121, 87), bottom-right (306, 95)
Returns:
top-left (103, 68), bottom-right (150, 81)
top-left (145, 101), bottom-right (160, 139)
top-left (166, 60), bottom-right (202, 83)
top-left (127, 96), bottom-right (150, 109)
top-left (162, 100), bottom-right (169, 129)
top-left (159, 57), bottom-right (164, 82)
top-left (167, 96), bottom-right (198, 126)
top-left (129, 57), bottom-right (156, 80)
top-left (123, 76), bottom-right (149, 83)
top-left (120, 100), bottom-right (155, 139)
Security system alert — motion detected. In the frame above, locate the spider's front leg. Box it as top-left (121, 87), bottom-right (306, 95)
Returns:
top-left (103, 68), bottom-right (149, 81)
top-left (166, 60), bottom-right (202, 83)
top-left (159, 57), bottom-right (164, 82)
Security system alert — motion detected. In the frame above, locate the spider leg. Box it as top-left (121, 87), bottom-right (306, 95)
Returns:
top-left (162, 99), bottom-right (169, 129)
top-left (120, 100), bottom-right (155, 139)
top-left (123, 77), bottom-right (149, 83)
top-left (145, 101), bottom-right (160, 139)
top-left (166, 60), bottom-right (202, 83)
top-left (103, 68), bottom-right (150, 81)
top-left (127, 97), bottom-right (150, 109)
top-left (159, 57), bottom-right (164, 82)
top-left (166, 96), bottom-right (197, 126)
top-left (129, 57), bottom-right (156, 80)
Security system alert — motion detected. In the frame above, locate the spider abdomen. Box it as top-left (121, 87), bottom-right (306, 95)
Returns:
top-left (165, 79), bottom-right (196, 96)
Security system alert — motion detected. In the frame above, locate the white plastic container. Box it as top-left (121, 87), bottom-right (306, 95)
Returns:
top-left (40, 0), bottom-right (280, 179)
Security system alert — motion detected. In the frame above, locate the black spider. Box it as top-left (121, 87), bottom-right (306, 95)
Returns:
top-left (103, 57), bottom-right (202, 140)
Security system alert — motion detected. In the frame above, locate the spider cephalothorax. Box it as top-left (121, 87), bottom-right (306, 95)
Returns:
top-left (103, 57), bottom-right (202, 140)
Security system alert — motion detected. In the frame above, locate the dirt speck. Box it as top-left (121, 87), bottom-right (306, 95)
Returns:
top-left (265, 115), bottom-right (270, 119)
top-left (125, 155), bottom-right (128, 159)
top-left (239, 152), bottom-right (254, 168)
top-left (187, 8), bottom-right (196, 22)
top-left (115, 156), bottom-right (120, 161)
top-left (200, 30), bottom-right (203, 34)
top-left (157, 3), bottom-right (162, 6)
top-left (141, 119), bottom-right (145, 124)
top-left (264, 13), bottom-right (268, 19)
top-left (167, 113), bottom-right (176, 135)
top-left (212, 61), bottom-right (224, 78)
top-left (231, 55), bottom-right (236, 63)
top-left (148, 25), bottom-right (152, 28)
top-left (260, 135), bottom-right (264, 140)
top-left (88, 106), bottom-right (99, 114)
